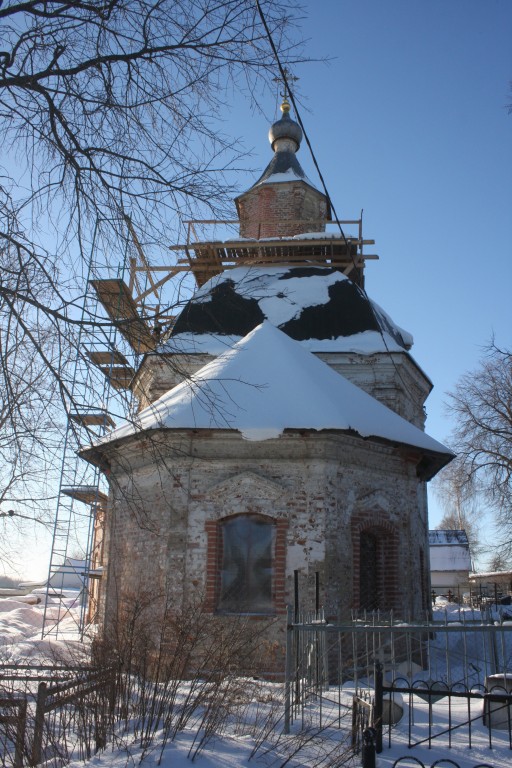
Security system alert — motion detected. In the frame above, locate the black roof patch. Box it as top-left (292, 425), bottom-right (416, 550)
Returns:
top-left (281, 280), bottom-right (379, 341)
top-left (172, 280), bottom-right (265, 337)
top-left (169, 267), bottom-right (410, 351)
top-left (278, 267), bottom-right (337, 280)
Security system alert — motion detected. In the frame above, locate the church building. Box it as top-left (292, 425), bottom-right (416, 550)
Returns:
top-left (82, 99), bottom-right (453, 656)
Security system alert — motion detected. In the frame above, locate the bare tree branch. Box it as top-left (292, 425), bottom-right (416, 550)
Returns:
top-left (0, 0), bottom-right (305, 563)
top-left (445, 342), bottom-right (512, 556)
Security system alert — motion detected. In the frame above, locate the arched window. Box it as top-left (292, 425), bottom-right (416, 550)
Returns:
top-left (218, 515), bottom-right (275, 614)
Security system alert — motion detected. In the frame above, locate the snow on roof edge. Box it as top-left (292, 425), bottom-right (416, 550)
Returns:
top-left (85, 323), bottom-right (452, 481)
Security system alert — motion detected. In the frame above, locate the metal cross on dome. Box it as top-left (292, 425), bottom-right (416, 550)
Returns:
top-left (273, 68), bottom-right (299, 102)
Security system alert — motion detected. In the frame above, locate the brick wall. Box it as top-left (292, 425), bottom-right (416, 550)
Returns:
top-left (99, 430), bottom-right (431, 666)
top-left (237, 181), bottom-right (328, 238)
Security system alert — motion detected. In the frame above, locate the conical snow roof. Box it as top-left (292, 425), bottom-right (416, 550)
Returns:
top-left (87, 323), bottom-right (452, 478)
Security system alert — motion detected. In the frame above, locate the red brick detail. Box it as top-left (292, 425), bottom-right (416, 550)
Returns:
top-left (274, 519), bottom-right (288, 614)
top-left (205, 514), bottom-right (288, 616)
top-left (204, 521), bottom-right (220, 613)
top-left (237, 183), bottom-right (328, 239)
top-left (351, 513), bottom-right (400, 611)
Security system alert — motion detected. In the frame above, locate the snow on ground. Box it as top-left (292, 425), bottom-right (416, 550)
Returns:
top-left (0, 593), bottom-right (89, 664)
top-left (1, 597), bottom-right (512, 767)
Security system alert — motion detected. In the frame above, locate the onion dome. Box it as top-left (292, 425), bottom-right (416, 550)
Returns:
top-left (268, 98), bottom-right (303, 152)
top-left (246, 99), bottom-right (315, 190)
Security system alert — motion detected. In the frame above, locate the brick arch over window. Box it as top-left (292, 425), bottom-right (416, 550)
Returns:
top-left (205, 513), bottom-right (287, 615)
top-left (351, 515), bottom-right (400, 611)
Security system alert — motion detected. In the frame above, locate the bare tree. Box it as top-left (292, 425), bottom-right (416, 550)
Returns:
top-left (446, 343), bottom-right (512, 553)
top-left (0, 0), bottom-right (304, 558)
top-left (487, 551), bottom-right (511, 573)
top-left (432, 460), bottom-right (483, 561)
top-left (0, 218), bottom-right (66, 559)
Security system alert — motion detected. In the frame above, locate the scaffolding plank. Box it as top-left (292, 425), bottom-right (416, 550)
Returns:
top-left (171, 237), bottom-right (379, 287)
top-left (99, 365), bottom-right (135, 389)
top-left (69, 411), bottom-right (116, 428)
top-left (85, 349), bottom-right (130, 366)
top-left (90, 278), bottom-right (156, 353)
top-left (61, 486), bottom-right (108, 505)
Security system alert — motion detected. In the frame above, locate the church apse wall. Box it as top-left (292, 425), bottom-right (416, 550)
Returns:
top-left (97, 427), bottom-right (431, 670)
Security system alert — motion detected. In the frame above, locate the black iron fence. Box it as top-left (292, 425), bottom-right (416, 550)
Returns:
top-left (284, 609), bottom-right (512, 745)
top-left (375, 664), bottom-right (512, 753)
top-left (391, 760), bottom-right (496, 768)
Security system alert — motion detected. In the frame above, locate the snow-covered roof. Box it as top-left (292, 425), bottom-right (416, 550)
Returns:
top-left (429, 530), bottom-right (469, 546)
top-left (254, 164), bottom-right (317, 190)
top-left (469, 571), bottom-right (512, 581)
top-left (88, 322), bottom-right (452, 478)
top-left (161, 330), bottom-right (408, 357)
top-left (162, 265), bottom-right (413, 355)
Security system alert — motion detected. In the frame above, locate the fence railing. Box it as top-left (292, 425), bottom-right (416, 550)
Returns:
top-left (284, 608), bottom-right (512, 741)
top-left (0, 665), bottom-right (117, 768)
top-left (375, 665), bottom-right (512, 753)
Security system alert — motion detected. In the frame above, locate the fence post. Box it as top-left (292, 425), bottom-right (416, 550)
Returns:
top-left (14, 699), bottom-right (27, 768)
top-left (31, 681), bottom-right (47, 766)
top-left (361, 727), bottom-right (376, 768)
top-left (283, 606), bottom-right (293, 735)
top-left (351, 695), bottom-right (358, 749)
top-left (373, 661), bottom-right (383, 754)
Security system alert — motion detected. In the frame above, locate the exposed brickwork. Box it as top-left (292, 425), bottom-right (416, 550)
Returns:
top-left (237, 181), bottom-right (328, 238)
top-left (98, 430), bottom-right (431, 664)
top-left (351, 515), bottom-right (400, 611)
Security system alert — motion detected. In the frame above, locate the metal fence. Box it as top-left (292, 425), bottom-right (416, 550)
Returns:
top-left (378, 665), bottom-right (512, 753)
top-left (283, 607), bottom-right (512, 744)
top-left (391, 760), bottom-right (497, 768)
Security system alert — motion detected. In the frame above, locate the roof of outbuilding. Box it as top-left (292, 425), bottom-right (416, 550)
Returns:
top-left (429, 530), bottom-right (470, 546)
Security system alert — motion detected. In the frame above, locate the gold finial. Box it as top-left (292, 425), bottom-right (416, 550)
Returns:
top-left (280, 98), bottom-right (291, 114)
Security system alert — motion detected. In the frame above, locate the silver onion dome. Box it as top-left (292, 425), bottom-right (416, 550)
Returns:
top-left (268, 99), bottom-right (303, 152)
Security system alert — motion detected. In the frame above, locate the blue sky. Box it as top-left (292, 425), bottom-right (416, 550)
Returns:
top-left (4, 0), bottom-right (511, 580)
top-left (245, 0), bottom-right (511, 543)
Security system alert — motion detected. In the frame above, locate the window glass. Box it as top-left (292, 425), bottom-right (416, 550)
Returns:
top-left (219, 515), bottom-right (275, 613)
